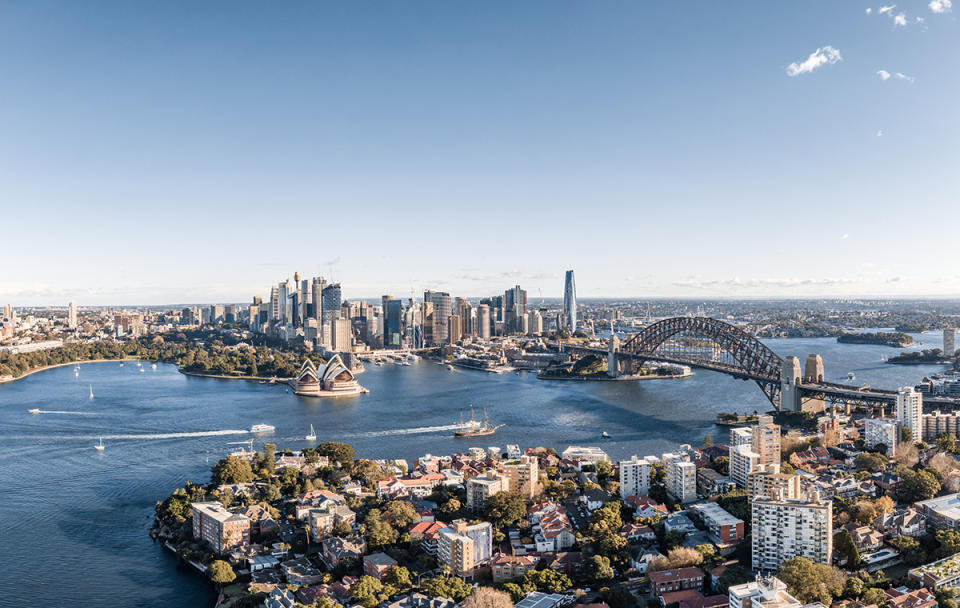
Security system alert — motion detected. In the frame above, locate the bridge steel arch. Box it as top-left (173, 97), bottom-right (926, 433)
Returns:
top-left (619, 317), bottom-right (785, 406)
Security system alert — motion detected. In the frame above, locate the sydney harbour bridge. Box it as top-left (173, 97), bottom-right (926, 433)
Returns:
top-left (564, 316), bottom-right (960, 412)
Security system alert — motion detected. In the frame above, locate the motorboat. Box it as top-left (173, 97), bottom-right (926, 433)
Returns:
top-left (28, 408), bottom-right (41, 414)
top-left (602, 431), bottom-right (611, 439)
top-left (250, 424), bottom-right (276, 433)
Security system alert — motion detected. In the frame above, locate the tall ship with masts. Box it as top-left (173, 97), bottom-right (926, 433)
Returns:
top-left (454, 407), bottom-right (504, 437)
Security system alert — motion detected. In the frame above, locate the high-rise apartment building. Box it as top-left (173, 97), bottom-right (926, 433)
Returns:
top-left (191, 502), bottom-right (251, 554)
top-left (465, 471), bottom-right (505, 513)
top-left (897, 387), bottom-right (923, 439)
top-left (752, 493), bottom-right (832, 570)
top-left (563, 270), bottom-right (577, 332)
top-left (728, 577), bottom-right (802, 608)
top-left (864, 418), bottom-right (898, 456)
top-left (662, 452), bottom-right (696, 503)
top-left (619, 455), bottom-right (652, 498)
top-left (527, 310), bottom-right (543, 335)
top-left (730, 427), bottom-right (753, 447)
top-left (946, 328), bottom-right (956, 358)
top-left (747, 467), bottom-right (800, 501)
top-left (751, 415), bottom-right (781, 468)
top-left (437, 520), bottom-right (492, 579)
top-left (67, 301), bottom-right (77, 329)
top-left (503, 456), bottom-right (539, 499)
top-left (730, 444), bottom-right (761, 489)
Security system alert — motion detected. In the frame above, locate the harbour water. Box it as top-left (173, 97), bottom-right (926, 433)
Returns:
top-left (0, 332), bottom-right (949, 607)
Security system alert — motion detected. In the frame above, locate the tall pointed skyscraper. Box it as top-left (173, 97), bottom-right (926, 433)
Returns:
top-left (563, 270), bottom-right (577, 332)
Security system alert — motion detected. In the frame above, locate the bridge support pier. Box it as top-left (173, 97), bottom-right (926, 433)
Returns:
top-left (781, 356), bottom-right (802, 412)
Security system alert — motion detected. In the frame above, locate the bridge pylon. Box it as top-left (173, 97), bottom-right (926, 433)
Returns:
top-left (780, 356), bottom-right (802, 412)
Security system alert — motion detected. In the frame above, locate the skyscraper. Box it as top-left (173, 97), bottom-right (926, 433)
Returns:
top-left (385, 299), bottom-right (403, 348)
top-left (897, 387), bottom-right (923, 439)
top-left (424, 290), bottom-right (451, 345)
top-left (67, 301), bottom-right (77, 329)
top-left (563, 270), bottom-right (577, 332)
top-left (945, 328), bottom-right (956, 358)
top-left (322, 283), bottom-right (342, 325)
top-left (476, 304), bottom-right (491, 341)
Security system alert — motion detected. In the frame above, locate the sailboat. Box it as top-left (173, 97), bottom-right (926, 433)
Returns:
top-left (89, 384), bottom-right (94, 399)
top-left (94, 437), bottom-right (105, 451)
top-left (305, 424), bottom-right (317, 442)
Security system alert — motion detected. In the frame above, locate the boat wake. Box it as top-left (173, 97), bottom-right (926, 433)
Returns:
top-left (8, 430), bottom-right (250, 441)
top-left (29, 410), bottom-right (99, 416)
top-left (351, 424), bottom-right (463, 438)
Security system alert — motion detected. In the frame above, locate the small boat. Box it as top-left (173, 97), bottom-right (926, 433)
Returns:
top-left (136, 361), bottom-right (142, 367)
top-left (446, 364), bottom-right (454, 371)
top-left (140, 368), bottom-right (145, 373)
top-left (151, 363), bottom-right (157, 370)
top-left (250, 424), bottom-right (276, 433)
top-left (376, 360), bottom-right (383, 366)
top-left (847, 372), bottom-right (856, 381)
top-left (119, 363), bottom-right (124, 367)
top-left (305, 424), bottom-right (317, 442)
top-left (74, 369), bottom-right (79, 377)
top-left (28, 408), bottom-right (40, 414)
top-left (89, 384), bottom-right (94, 399)
top-left (602, 431), bottom-right (611, 439)
top-left (94, 437), bottom-right (105, 451)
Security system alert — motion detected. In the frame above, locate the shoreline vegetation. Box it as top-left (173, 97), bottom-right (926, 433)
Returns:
top-left (837, 331), bottom-right (914, 348)
top-left (0, 329), bottom-right (322, 384)
top-left (887, 348), bottom-right (949, 365)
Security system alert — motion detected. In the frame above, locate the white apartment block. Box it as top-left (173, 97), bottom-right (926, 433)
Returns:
top-left (864, 418), bottom-right (898, 456)
top-left (619, 455), bottom-right (652, 498)
top-left (662, 452), bottom-right (697, 503)
top-left (897, 387), bottom-right (923, 439)
top-left (730, 427), bottom-right (753, 447)
top-left (728, 576), bottom-right (801, 608)
top-left (751, 493), bottom-right (832, 571)
top-left (730, 444), bottom-right (761, 489)
top-left (561, 446), bottom-right (610, 464)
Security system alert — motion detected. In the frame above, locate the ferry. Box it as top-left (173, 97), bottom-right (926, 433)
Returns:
top-left (250, 424), bottom-right (276, 433)
top-left (454, 408), bottom-right (503, 437)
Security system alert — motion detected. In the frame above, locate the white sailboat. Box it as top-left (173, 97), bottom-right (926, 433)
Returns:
top-left (94, 437), bottom-right (105, 451)
top-left (305, 424), bottom-right (317, 442)
top-left (89, 384), bottom-right (94, 399)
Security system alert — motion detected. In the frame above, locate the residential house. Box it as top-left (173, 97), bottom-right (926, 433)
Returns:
top-left (631, 547), bottom-right (663, 574)
top-left (619, 523), bottom-right (657, 543)
top-left (491, 554), bottom-right (538, 582)
top-left (409, 520), bottom-right (447, 556)
top-left (626, 495), bottom-right (670, 520)
top-left (363, 552), bottom-right (398, 580)
top-left (874, 509), bottom-right (926, 538)
top-left (321, 536), bottom-right (366, 567)
top-left (581, 488), bottom-right (611, 512)
top-left (263, 587), bottom-right (297, 608)
top-left (282, 557), bottom-right (325, 585)
top-left (383, 593), bottom-right (458, 608)
top-left (649, 567), bottom-right (706, 597)
top-left (664, 513), bottom-right (697, 535)
top-left (885, 587), bottom-right (938, 608)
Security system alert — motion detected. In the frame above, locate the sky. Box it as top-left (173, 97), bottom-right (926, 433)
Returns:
top-left (1, 1), bottom-right (958, 305)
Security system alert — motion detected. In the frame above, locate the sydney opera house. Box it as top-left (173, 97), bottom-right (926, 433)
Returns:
top-left (292, 356), bottom-right (368, 397)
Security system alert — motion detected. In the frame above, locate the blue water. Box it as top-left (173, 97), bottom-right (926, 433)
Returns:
top-left (0, 332), bottom-right (949, 607)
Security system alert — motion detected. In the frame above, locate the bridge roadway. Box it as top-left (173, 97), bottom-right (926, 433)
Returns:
top-left (558, 341), bottom-right (960, 411)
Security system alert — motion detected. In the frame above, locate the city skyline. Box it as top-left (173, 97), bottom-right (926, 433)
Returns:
top-left (2, 1), bottom-right (958, 305)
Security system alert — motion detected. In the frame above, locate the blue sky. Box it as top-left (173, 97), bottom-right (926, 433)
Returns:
top-left (1, 1), bottom-right (957, 305)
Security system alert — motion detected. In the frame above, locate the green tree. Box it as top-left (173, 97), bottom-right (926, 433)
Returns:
top-left (702, 434), bottom-right (714, 448)
top-left (777, 557), bottom-right (846, 605)
top-left (317, 442), bottom-right (356, 470)
top-left (937, 530), bottom-right (960, 557)
top-left (386, 500), bottom-right (418, 528)
top-left (207, 560), bottom-right (236, 587)
top-left (503, 583), bottom-right (530, 603)
top-left (591, 501), bottom-right (624, 530)
top-left (854, 452), bottom-right (888, 473)
top-left (384, 565), bottom-right (413, 589)
top-left (716, 565), bottom-right (753, 595)
top-left (902, 426), bottom-right (914, 443)
top-left (711, 456), bottom-right (729, 476)
top-left (352, 575), bottom-right (385, 608)
top-left (844, 577), bottom-right (864, 598)
top-left (211, 456), bottom-right (255, 485)
top-left (863, 588), bottom-right (887, 606)
top-left (485, 492), bottom-right (528, 529)
top-left (262, 443), bottom-right (276, 475)
top-left (834, 528), bottom-right (860, 568)
top-left (937, 434), bottom-right (957, 453)
top-left (421, 576), bottom-right (473, 601)
top-left (584, 555), bottom-right (615, 582)
top-left (595, 460), bottom-right (613, 478)
top-left (364, 509), bottom-right (399, 548)
top-left (522, 569), bottom-right (572, 593)
top-left (901, 469), bottom-right (941, 502)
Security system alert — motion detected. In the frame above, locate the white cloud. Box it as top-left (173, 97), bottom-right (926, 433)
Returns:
top-left (878, 4), bottom-right (896, 14)
top-left (786, 46), bottom-right (842, 76)
top-left (877, 69), bottom-right (914, 81)
top-left (893, 11), bottom-right (908, 25)
top-left (929, 0), bottom-right (952, 13)
top-left (916, 16), bottom-right (925, 22)
top-left (876, 130), bottom-right (884, 137)
top-left (866, 7), bottom-right (873, 13)
top-left (841, 234), bottom-right (850, 239)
